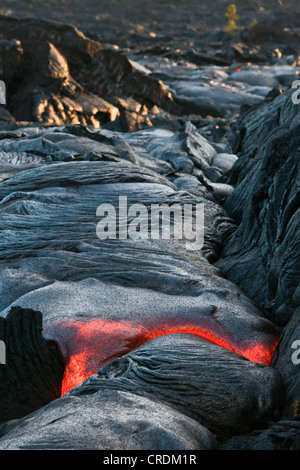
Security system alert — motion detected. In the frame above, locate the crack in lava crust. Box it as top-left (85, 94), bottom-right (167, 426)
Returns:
top-left (43, 319), bottom-right (278, 396)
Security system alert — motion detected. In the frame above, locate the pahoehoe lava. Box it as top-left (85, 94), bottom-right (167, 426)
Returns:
top-left (0, 0), bottom-right (299, 451)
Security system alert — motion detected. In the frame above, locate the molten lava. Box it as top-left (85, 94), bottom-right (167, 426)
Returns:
top-left (44, 318), bottom-right (278, 397)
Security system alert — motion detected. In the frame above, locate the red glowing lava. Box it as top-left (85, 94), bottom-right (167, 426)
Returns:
top-left (47, 318), bottom-right (278, 396)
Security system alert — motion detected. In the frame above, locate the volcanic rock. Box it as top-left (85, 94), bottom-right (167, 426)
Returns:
top-left (272, 306), bottom-right (300, 418)
top-left (220, 418), bottom-right (300, 450)
top-left (73, 333), bottom-right (284, 436)
top-left (0, 306), bottom-right (64, 424)
top-left (0, 2), bottom-right (299, 451)
top-left (0, 389), bottom-right (217, 450)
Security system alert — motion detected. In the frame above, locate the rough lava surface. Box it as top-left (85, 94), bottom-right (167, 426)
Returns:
top-left (0, 0), bottom-right (299, 451)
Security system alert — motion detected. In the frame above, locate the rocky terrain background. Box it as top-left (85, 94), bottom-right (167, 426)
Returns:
top-left (1, 0), bottom-right (300, 50)
top-left (0, 0), bottom-right (299, 452)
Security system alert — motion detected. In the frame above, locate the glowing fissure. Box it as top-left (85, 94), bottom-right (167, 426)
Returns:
top-left (54, 319), bottom-right (278, 396)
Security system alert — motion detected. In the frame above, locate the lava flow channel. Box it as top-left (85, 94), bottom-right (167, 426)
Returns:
top-left (43, 317), bottom-right (278, 396)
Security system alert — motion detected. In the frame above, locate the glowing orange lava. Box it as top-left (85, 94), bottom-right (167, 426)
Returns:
top-left (52, 318), bottom-right (278, 396)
